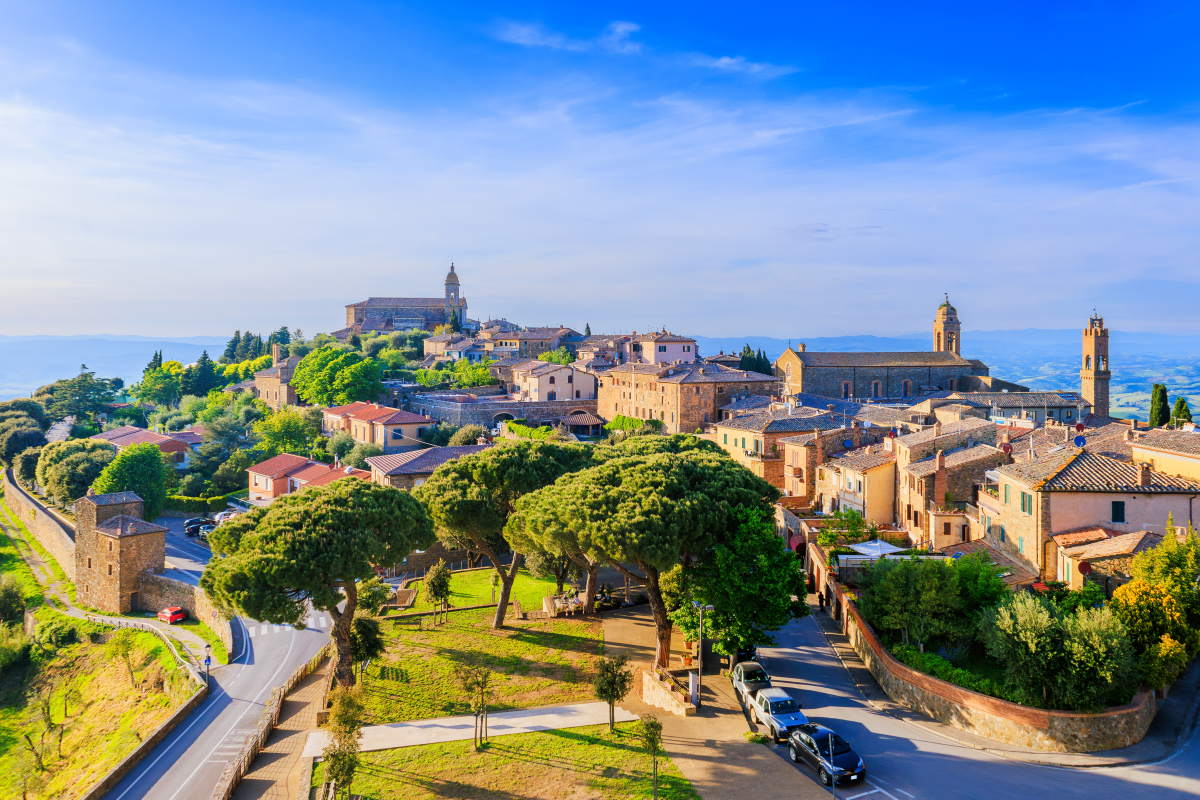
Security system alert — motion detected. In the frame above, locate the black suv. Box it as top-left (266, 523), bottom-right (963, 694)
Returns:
top-left (787, 723), bottom-right (865, 786)
top-left (184, 518), bottom-right (215, 537)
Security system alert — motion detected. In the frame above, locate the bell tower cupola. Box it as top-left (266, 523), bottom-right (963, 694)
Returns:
top-left (933, 294), bottom-right (961, 355)
top-left (1080, 311), bottom-right (1110, 418)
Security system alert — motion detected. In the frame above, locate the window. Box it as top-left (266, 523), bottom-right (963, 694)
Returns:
top-left (108, 564), bottom-right (112, 576)
top-left (856, 480), bottom-right (863, 493)
top-left (944, 522), bottom-right (951, 537)
top-left (658, 345), bottom-right (666, 352)
top-left (1000, 525), bottom-right (1006, 542)
top-left (842, 382), bottom-right (851, 399)
top-left (723, 434), bottom-right (728, 444)
top-left (1112, 501), bottom-right (1126, 523)
top-left (872, 381), bottom-right (880, 398)
top-left (87, 558), bottom-right (92, 569)
top-left (549, 376), bottom-right (555, 384)
top-left (1085, 355), bottom-right (1091, 369)
top-left (108, 540), bottom-right (113, 551)
top-left (684, 345), bottom-right (691, 352)
top-left (1019, 536), bottom-right (1024, 553)
top-left (902, 380), bottom-right (911, 398)
top-left (575, 390), bottom-right (580, 398)
top-left (1004, 484), bottom-right (1010, 504)
top-left (567, 374), bottom-right (573, 384)
top-left (949, 378), bottom-right (957, 391)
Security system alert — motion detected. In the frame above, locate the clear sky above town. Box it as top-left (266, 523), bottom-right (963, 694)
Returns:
top-left (1, 2), bottom-right (1198, 337)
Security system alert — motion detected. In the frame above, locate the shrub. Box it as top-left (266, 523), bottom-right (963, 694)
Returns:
top-left (344, 443), bottom-right (382, 469)
top-left (0, 621), bottom-right (30, 670)
top-left (0, 575), bottom-right (27, 623)
top-left (1141, 634), bottom-right (1189, 692)
top-left (508, 421), bottom-right (553, 440)
top-left (164, 495), bottom-right (229, 513)
top-left (35, 618), bottom-right (77, 648)
top-left (14, 446), bottom-right (42, 486)
top-left (892, 644), bottom-right (1014, 701)
top-left (448, 425), bottom-right (487, 446)
top-left (1110, 579), bottom-right (1197, 656)
top-left (603, 415), bottom-right (662, 433)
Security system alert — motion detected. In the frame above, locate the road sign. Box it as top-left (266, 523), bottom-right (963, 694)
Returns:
top-left (204, 657), bottom-right (212, 666)
top-left (1073, 435), bottom-right (1086, 447)
top-left (1075, 422), bottom-right (1086, 433)
top-left (1079, 560), bottom-right (1092, 575)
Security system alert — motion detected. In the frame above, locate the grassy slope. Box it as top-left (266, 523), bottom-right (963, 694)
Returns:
top-left (121, 611), bottom-right (230, 665)
top-left (410, 569), bottom-right (563, 613)
top-left (0, 493), bottom-right (76, 601)
top-left (312, 722), bottom-right (700, 800)
top-left (361, 608), bottom-right (603, 724)
top-left (0, 510), bottom-right (44, 608)
top-left (0, 620), bottom-right (192, 800)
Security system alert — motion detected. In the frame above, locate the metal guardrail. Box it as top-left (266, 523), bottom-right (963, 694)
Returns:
top-left (86, 613), bottom-right (204, 685)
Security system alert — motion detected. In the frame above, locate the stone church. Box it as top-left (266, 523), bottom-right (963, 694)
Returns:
top-left (773, 297), bottom-right (1029, 401)
top-left (335, 264), bottom-right (470, 339)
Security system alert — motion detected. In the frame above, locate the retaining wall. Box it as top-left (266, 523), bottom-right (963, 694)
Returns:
top-left (832, 580), bottom-right (1156, 752)
top-left (411, 394), bottom-right (599, 427)
top-left (3, 469), bottom-right (76, 580)
top-left (140, 572), bottom-right (234, 653)
top-left (640, 669), bottom-right (696, 716)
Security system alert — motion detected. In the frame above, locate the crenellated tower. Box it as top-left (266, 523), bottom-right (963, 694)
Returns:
top-left (1081, 311), bottom-right (1110, 418)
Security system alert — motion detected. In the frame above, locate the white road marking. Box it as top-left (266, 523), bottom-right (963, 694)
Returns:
top-left (319, 617), bottom-right (328, 628)
top-left (896, 790), bottom-right (915, 798)
top-left (248, 628), bottom-right (255, 637)
top-left (845, 790), bottom-right (879, 799)
top-left (273, 625), bottom-right (281, 633)
top-left (261, 625), bottom-right (268, 636)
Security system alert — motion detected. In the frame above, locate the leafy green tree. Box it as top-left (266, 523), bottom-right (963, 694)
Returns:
top-left (131, 367), bottom-right (181, 406)
top-left (953, 551), bottom-right (1011, 626)
top-left (330, 358), bottom-right (384, 406)
top-left (448, 310), bottom-right (461, 333)
top-left (355, 576), bottom-right (392, 615)
top-left (638, 714), bottom-right (664, 799)
top-left (523, 547), bottom-right (580, 595)
top-left (419, 422), bottom-right (459, 447)
top-left (91, 442), bottom-right (168, 520)
top-left (0, 575), bottom-right (26, 624)
top-left (1149, 383), bottom-right (1170, 428)
top-left (348, 613), bottom-right (385, 679)
top-left (447, 425), bottom-right (486, 446)
top-left (209, 449), bottom-right (255, 495)
top-left (690, 507), bottom-right (810, 654)
top-left (537, 347), bottom-right (574, 365)
top-left (0, 399), bottom-right (49, 431)
top-left (1131, 516), bottom-right (1200, 626)
top-left (291, 346), bottom-right (380, 406)
top-left (1172, 396), bottom-right (1193, 425)
top-left (1141, 634), bottom-right (1189, 692)
top-left (1057, 606), bottom-right (1138, 711)
top-left (202, 480), bottom-right (434, 686)
top-left (323, 686), bottom-right (364, 797)
top-left (0, 421), bottom-right (45, 467)
top-left (593, 654), bottom-right (633, 732)
top-left (423, 559), bottom-right (452, 621)
top-left (449, 357), bottom-right (496, 389)
top-left (328, 431), bottom-right (356, 459)
top-left (817, 508), bottom-right (868, 547)
top-left (982, 592), bottom-right (1062, 707)
top-left (14, 446), bottom-right (43, 486)
top-left (253, 408), bottom-right (313, 456)
top-left (1110, 579), bottom-right (1197, 656)
top-left (46, 365), bottom-right (119, 423)
top-left (415, 441), bottom-right (595, 629)
top-left (222, 330), bottom-right (241, 363)
top-left (859, 557), bottom-right (962, 653)
top-left (36, 440), bottom-right (115, 506)
top-left (145, 350), bottom-right (163, 373)
top-left (344, 443), bottom-right (382, 469)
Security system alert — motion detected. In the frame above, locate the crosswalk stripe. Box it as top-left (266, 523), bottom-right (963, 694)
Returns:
top-left (260, 625), bottom-right (268, 636)
top-left (273, 625), bottom-right (281, 633)
top-left (319, 617), bottom-right (328, 628)
top-left (248, 629), bottom-right (255, 637)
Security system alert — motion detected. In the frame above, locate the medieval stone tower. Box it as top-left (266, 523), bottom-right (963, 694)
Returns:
top-left (933, 295), bottom-right (962, 355)
top-left (74, 489), bottom-right (166, 613)
top-left (1081, 312), bottom-right (1111, 418)
top-left (444, 264), bottom-right (460, 322)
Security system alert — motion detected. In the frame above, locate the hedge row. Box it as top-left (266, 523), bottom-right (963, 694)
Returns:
top-left (891, 644), bottom-right (1018, 703)
top-left (604, 415), bottom-right (662, 432)
top-left (164, 495), bottom-right (231, 513)
top-left (508, 421), bottom-right (553, 440)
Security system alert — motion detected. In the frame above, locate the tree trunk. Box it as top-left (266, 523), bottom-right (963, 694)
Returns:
top-left (491, 552), bottom-right (523, 629)
top-left (605, 558), bottom-right (671, 667)
top-left (329, 581), bottom-right (359, 688)
top-left (564, 548), bottom-right (599, 613)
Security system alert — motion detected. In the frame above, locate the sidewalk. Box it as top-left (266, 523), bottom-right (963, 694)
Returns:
top-left (232, 658), bottom-right (330, 800)
top-left (810, 594), bottom-right (1200, 768)
top-left (301, 700), bottom-right (638, 757)
top-left (602, 606), bottom-right (832, 800)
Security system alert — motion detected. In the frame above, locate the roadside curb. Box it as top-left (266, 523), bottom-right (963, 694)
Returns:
top-left (808, 601), bottom-right (1200, 770)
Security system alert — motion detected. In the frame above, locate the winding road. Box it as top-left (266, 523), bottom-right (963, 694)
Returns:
top-left (102, 521), bottom-right (329, 800)
top-left (756, 612), bottom-right (1200, 800)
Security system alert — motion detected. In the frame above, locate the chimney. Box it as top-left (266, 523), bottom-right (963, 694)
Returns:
top-left (86, 487), bottom-right (95, 497)
top-left (933, 421), bottom-right (942, 436)
top-left (814, 430), bottom-right (824, 466)
top-left (1137, 463), bottom-right (1151, 487)
top-left (1000, 428), bottom-right (1011, 445)
top-left (934, 449), bottom-right (948, 507)
top-left (272, 343), bottom-right (281, 365)
top-left (828, 404), bottom-right (835, 414)
top-left (852, 421), bottom-right (862, 447)
top-left (797, 343), bottom-right (806, 352)
top-left (1124, 427), bottom-right (1133, 442)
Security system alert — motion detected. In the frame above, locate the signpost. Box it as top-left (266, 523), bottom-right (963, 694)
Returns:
top-left (204, 643), bottom-right (212, 689)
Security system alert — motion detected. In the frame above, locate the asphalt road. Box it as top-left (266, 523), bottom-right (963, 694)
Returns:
top-left (757, 612), bottom-right (1200, 800)
top-left (103, 520), bottom-right (330, 800)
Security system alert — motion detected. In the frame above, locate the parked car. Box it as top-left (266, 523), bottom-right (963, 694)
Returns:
top-left (158, 606), bottom-right (187, 624)
top-left (749, 687), bottom-right (808, 742)
top-left (787, 723), bottom-right (865, 786)
top-left (184, 519), bottom-right (215, 537)
top-left (212, 510), bottom-right (236, 523)
top-left (198, 525), bottom-right (216, 540)
top-left (730, 660), bottom-right (772, 703)
top-left (183, 517), bottom-right (213, 529)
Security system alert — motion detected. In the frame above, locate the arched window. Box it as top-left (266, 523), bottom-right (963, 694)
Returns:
top-left (842, 382), bottom-right (851, 399)
top-left (1099, 356), bottom-right (1105, 370)
top-left (786, 363), bottom-right (792, 380)
top-left (1085, 356), bottom-right (1091, 369)
top-left (948, 378), bottom-right (956, 391)
top-left (936, 332), bottom-right (942, 350)
top-left (549, 376), bottom-right (556, 384)
top-left (872, 381), bottom-right (881, 398)
top-left (902, 380), bottom-right (911, 398)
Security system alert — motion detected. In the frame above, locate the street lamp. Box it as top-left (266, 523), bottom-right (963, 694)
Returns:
top-left (204, 643), bottom-right (212, 689)
top-left (691, 601), bottom-right (714, 709)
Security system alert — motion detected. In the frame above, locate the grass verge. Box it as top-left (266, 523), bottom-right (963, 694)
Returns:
top-left (311, 722), bottom-right (700, 800)
top-left (0, 511), bottom-right (44, 608)
top-left (0, 495), bottom-right (76, 602)
top-left (410, 569), bottom-right (563, 613)
top-left (362, 608), bottom-right (602, 723)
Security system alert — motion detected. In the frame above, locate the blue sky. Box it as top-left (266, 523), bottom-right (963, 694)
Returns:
top-left (1, 2), bottom-right (1198, 338)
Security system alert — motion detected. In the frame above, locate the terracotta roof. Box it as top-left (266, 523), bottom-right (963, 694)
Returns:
top-left (302, 466), bottom-right (371, 488)
top-left (85, 491), bottom-right (143, 506)
top-left (717, 409), bottom-right (843, 434)
top-left (904, 444), bottom-right (1005, 478)
top-left (606, 362), bottom-right (776, 385)
top-left (705, 353), bottom-right (742, 364)
top-left (718, 395), bottom-right (774, 412)
top-left (92, 425), bottom-right (144, 441)
top-left (248, 453), bottom-right (314, 479)
top-left (253, 356), bottom-right (302, 378)
top-left (98, 429), bottom-right (189, 452)
top-left (561, 412), bottom-right (605, 426)
top-left (343, 404), bottom-right (434, 426)
top-left (365, 444), bottom-right (492, 476)
top-left (829, 448), bottom-right (896, 473)
top-left (324, 402), bottom-right (373, 418)
top-left (1009, 422), bottom-right (1133, 462)
top-left (633, 331), bottom-right (695, 343)
top-left (1051, 526), bottom-right (1123, 548)
top-left (998, 449), bottom-right (1200, 493)
top-left (514, 362), bottom-right (573, 377)
top-left (95, 515), bottom-right (168, 537)
top-left (223, 378), bottom-right (257, 392)
top-left (940, 539), bottom-right (1038, 586)
top-left (948, 391), bottom-right (1090, 409)
top-left (357, 297), bottom-right (449, 308)
top-left (1062, 531), bottom-right (1163, 560)
top-left (895, 417), bottom-right (994, 447)
top-left (1132, 429), bottom-right (1200, 459)
top-left (167, 430), bottom-right (205, 445)
top-left (793, 351), bottom-right (975, 368)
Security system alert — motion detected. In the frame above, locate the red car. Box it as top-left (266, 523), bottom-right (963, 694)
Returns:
top-left (158, 607), bottom-right (187, 624)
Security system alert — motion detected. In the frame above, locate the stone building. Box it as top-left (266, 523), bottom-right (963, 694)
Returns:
top-left (510, 362), bottom-right (597, 402)
top-left (254, 344), bottom-right (303, 411)
top-left (778, 424), bottom-right (890, 507)
top-left (365, 445), bottom-right (491, 490)
top-left (899, 444), bottom-right (1010, 546)
top-left (773, 298), bottom-right (1027, 401)
top-left (1050, 527), bottom-right (1162, 590)
top-left (1080, 312), bottom-right (1111, 419)
top-left (978, 449), bottom-right (1199, 581)
top-left (1128, 427), bottom-right (1200, 482)
top-left (337, 264), bottom-right (471, 339)
top-left (598, 362), bottom-right (777, 435)
top-left (712, 407), bottom-right (848, 489)
top-left (74, 489), bottom-right (166, 613)
top-left (814, 446), bottom-right (897, 525)
top-left (322, 402), bottom-right (436, 454)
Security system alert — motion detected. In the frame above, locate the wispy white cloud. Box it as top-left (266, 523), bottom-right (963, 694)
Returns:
top-left (0, 44), bottom-right (1199, 338)
top-left (494, 20), bottom-right (641, 54)
top-left (691, 54), bottom-right (799, 79)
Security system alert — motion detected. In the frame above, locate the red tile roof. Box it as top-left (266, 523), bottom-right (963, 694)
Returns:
top-left (303, 466), bottom-right (371, 488)
top-left (248, 453), bottom-right (314, 479)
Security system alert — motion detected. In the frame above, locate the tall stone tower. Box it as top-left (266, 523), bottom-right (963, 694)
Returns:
top-left (933, 295), bottom-right (962, 355)
top-left (1080, 311), bottom-right (1111, 418)
top-left (444, 263), bottom-right (460, 322)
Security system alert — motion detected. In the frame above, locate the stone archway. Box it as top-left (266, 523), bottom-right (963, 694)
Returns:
top-left (493, 412), bottom-right (516, 423)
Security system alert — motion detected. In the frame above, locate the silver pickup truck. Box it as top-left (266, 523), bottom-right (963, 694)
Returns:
top-left (750, 687), bottom-right (808, 742)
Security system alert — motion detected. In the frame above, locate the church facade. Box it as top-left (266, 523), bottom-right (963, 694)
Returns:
top-left (335, 265), bottom-right (469, 339)
top-left (773, 298), bottom-right (1028, 401)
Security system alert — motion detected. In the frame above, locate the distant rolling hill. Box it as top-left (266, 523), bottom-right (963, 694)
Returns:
top-left (0, 335), bottom-right (228, 400)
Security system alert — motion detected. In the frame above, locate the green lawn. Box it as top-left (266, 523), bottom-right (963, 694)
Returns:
top-left (312, 723), bottom-right (700, 800)
top-left (0, 496), bottom-right (75, 602)
top-left (410, 568), bottom-right (563, 613)
top-left (0, 614), bottom-right (193, 800)
top-left (361, 608), bottom-right (602, 724)
top-left (0, 512), bottom-right (44, 608)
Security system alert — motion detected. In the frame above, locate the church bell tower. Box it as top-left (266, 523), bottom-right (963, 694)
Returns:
top-left (1081, 312), bottom-right (1110, 418)
top-left (444, 263), bottom-right (460, 321)
top-left (933, 295), bottom-right (961, 355)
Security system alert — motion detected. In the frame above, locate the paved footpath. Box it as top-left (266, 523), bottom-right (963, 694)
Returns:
top-left (301, 700), bottom-right (638, 757)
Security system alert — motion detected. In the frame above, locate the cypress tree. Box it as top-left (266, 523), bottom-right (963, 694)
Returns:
top-left (449, 310), bottom-right (461, 333)
top-left (144, 350), bottom-right (162, 374)
top-left (249, 334), bottom-right (265, 359)
top-left (584, 323), bottom-right (592, 336)
top-left (235, 331), bottom-right (254, 361)
top-left (738, 344), bottom-right (754, 372)
top-left (1148, 384), bottom-right (1170, 428)
top-left (1172, 396), bottom-right (1193, 425)
top-left (275, 326), bottom-right (292, 345)
top-left (222, 331), bottom-right (240, 363)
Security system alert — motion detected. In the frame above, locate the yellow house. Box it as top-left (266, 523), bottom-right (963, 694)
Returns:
top-left (1130, 428), bottom-right (1200, 482)
top-left (817, 447), bottom-right (896, 526)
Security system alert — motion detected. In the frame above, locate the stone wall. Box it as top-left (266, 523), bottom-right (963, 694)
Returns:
top-left (640, 670), bottom-right (696, 716)
top-left (797, 364), bottom-right (988, 401)
top-left (832, 580), bottom-right (1156, 752)
top-left (412, 395), bottom-right (598, 427)
top-left (140, 572), bottom-right (234, 652)
top-left (3, 469), bottom-right (76, 580)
